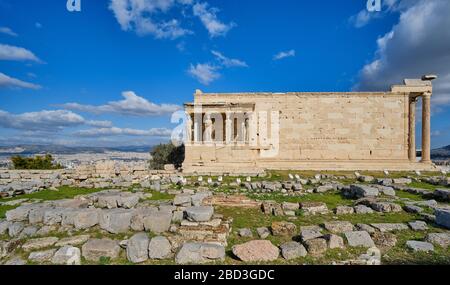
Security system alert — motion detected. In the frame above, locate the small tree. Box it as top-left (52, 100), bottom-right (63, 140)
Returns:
top-left (11, 154), bottom-right (63, 170)
top-left (150, 143), bottom-right (185, 170)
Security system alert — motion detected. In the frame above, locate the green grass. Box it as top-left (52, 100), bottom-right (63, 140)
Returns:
top-left (0, 204), bottom-right (16, 219)
top-left (0, 186), bottom-right (104, 203)
top-left (247, 192), bottom-right (353, 209)
top-left (145, 191), bottom-right (175, 201)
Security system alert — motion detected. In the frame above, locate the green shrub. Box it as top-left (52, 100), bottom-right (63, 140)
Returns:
top-left (11, 154), bottom-right (63, 170)
top-left (149, 143), bottom-right (185, 170)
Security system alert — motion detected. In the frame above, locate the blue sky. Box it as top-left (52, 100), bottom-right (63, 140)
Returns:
top-left (0, 0), bottom-right (449, 148)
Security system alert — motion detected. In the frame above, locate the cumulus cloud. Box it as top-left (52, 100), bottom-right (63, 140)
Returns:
top-left (273, 50), bottom-right (296, 61)
top-left (193, 2), bottom-right (235, 37)
top-left (349, 0), bottom-right (403, 28)
top-left (0, 72), bottom-right (42, 90)
top-left (109, 0), bottom-right (193, 39)
top-left (211, 50), bottom-right (248, 68)
top-left (0, 27), bottom-right (18, 37)
top-left (188, 63), bottom-right (220, 85)
top-left (0, 44), bottom-right (42, 62)
top-left (60, 91), bottom-right (180, 116)
top-left (354, 0), bottom-right (450, 106)
top-left (75, 127), bottom-right (172, 137)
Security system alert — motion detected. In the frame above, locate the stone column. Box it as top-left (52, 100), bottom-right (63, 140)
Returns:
top-left (408, 97), bottom-right (416, 162)
top-left (225, 112), bottom-right (232, 144)
top-left (421, 93), bottom-right (431, 163)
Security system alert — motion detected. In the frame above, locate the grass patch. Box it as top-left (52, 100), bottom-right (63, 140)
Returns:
top-left (145, 191), bottom-right (175, 201)
top-left (0, 187), bottom-right (104, 203)
top-left (247, 192), bottom-right (353, 209)
top-left (0, 204), bottom-right (17, 219)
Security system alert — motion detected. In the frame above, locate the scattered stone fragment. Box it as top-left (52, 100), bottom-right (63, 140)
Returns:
top-left (8, 222), bottom-right (24, 237)
top-left (403, 204), bottom-right (424, 214)
top-left (356, 224), bottom-right (376, 234)
top-left (408, 221), bottom-right (428, 231)
top-left (300, 202), bottom-right (328, 215)
top-left (55, 235), bottom-right (90, 247)
top-left (406, 241), bottom-right (434, 252)
top-left (354, 205), bottom-right (374, 214)
top-left (324, 234), bottom-right (345, 249)
top-left (300, 226), bottom-right (323, 242)
top-left (127, 233), bottom-right (150, 263)
top-left (393, 178), bottom-right (412, 185)
top-left (52, 246), bottom-right (81, 265)
top-left (348, 185), bottom-right (379, 198)
top-left (335, 206), bottom-right (354, 215)
top-left (281, 202), bottom-right (299, 211)
top-left (28, 249), bottom-right (56, 263)
top-left (238, 228), bottom-right (253, 238)
top-left (143, 211), bottom-right (172, 234)
top-left (232, 240), bottom-right (279, 262)
top-left (344, 231), bottom-right (375, 248)
top-left (99, 208), bottom-right (133, 234)
top-left (434, 189), bottom-right (450, 201)
top-left (176, 242), bottom-right (225, 264)
top-left (280, 242), bottom-right (307, 260)
top-left (82, 238), bottom-right (121, 262)
top-left (371, 232), bottom-right (397, 248)
top-left (271, 221), bottom-right (297, 236)
top-left (358, 247), bottom-right (381, 265)
top-left (371, 223), bottom-right (409, 232)
top-left (323, 221), bottom-right (354, 234)
top-left (435, 209), bottom-right (450, 229)
top-left (304, 238), bottom-right (327, 255)
top-left (256, 227), bottom-right (270, 239)
top-left (22, 237), bottom-right (59, 251)
top-left (185, 206), bottom-right (214, 222)
top-left (148, 236), bottom-right (172, 259)
top-left (425, 233), bottom-right (450, 248)
top-left (4, 256), bottom-right (26, 265)
top-left (370, 202), bottom-right (402, 213)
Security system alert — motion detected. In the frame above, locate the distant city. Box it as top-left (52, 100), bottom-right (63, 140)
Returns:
top-left (0, 145), bottom-right (152, 169)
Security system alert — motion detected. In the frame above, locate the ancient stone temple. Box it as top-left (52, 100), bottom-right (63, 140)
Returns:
top-left (182, 76), bottom-right (437, 174)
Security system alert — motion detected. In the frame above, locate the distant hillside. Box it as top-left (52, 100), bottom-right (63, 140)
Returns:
top-left (0, 144), bottom-right (153, 156)
top-left (431, 145), bottom-right (450, 160)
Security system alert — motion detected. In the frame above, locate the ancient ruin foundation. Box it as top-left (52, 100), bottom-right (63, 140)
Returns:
top-left (183, 76), bottom-right (437, 174)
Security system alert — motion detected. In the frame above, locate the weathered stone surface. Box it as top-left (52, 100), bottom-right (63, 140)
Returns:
top-left (0, 220), bottom-right (11, 235)
top-left (280, 242), bottom-right (307, 260)
top-left (271, 221), bottom-right (297, 236)
top-left (232, 240), bottom-right (279, 262)
top-left (344, 231), bottom-right (375, 248)
top-left (435, 209), bottom-right (450, 229)
top-left (406, 241), bottom-right (434, 252)
top-left (304, 238), bottom-right (327, 255)
top-left (425, 233), bottom-right (450, 248)
top-left (127, 233), bottom-right (150, 263)
top-left (185, 206), bottom-right (214, 222)
top-left (130, 208), bottom-right (157, 231)
top-left (348, 185), bottom-right (379, 198)
top-left (176, 242), bottom-right (225, 264)
top-left (22, 237), bottom-right (59, 251)
top-left (354, 205), bottom-right (374, 214)
top-left (408, 221), bottom-right (428, 231)
top-left (335, 206), bottom-right (354, 215)
top-left (4, 257), bottom-right (26, 265)
top-left (434, 189), bottom-right (450, 201)
top-left (148, 236), bottom-right (172, 259)
top-left (358, 175), bottom-right (374, 183)
top-left (300, 202), bottom-right (328, 215)
top-left (356, 223), bottom-right (376, 234)
top-left (20, 226), bottom-right (38, 238)
top-left (173, 194), bottom-right (192, 206)
top-left (325, 234), bottom-right (345, 249)
top-left (315, 184), bottom-right (335, 193)
top-left (256, 227), bottom-right (270, 239)
top-left (82, 239), bottom-right (121, 262)
top-left (281, 202), bottom-right (299, 211)
top-left (143, 211), bottom-right (172, 234)
top-left (370, 202), bottom-right (402, 213)
top-left (5, 205), bottom-right (34, 222)
top-left (55, 235), bottom-right (90, 247)
top-left (238, 228), bottom-right (253, 238)
top-left (404, 204), bottom-right (424, 214)
top-left (371, 232), bottom-right (397, 248)
top-left (99, 209), bottom-right (133, 234)
top-left (300, 226), bottom-right (323, 242)
top-left (73, 209), bottom-right (100, 230)
top-left (28, 249), bottom-right (56, 263)
top-left (43, 208), bottom-right (65, 225)
top-left (371, 223), bottom-right (409, 232)
top-left (8, 222), bottom-right (24, 237)
top-left (323, 221), bottom-right (354, 234)
top-left (52, 246), bottom-right (81, 265)
top-left (393, 178), bottom-right (412, 185)
top-left (261, 201), bottom-right (283, 216)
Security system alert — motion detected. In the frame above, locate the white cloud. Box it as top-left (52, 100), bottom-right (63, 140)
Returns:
top-left (86, 120), bottom-right (113, 128)
top-left (60, 91), bottom-right (180, 116)
top-left (354, 0), bottom-right (450, 107)
top-left (193, 2), bottom-right (235, 37)
top-left (0, 44), bottom-right (42, 62)
top-left (0, 72), bottom-right (42, 90)
top-left (211, 50), bottom-right (248, 68)
top-left (75, 127), bottom-right (172, 137)
top-left (188, 63), bottom-right (220, 85)
top-left (273, 50), bottom-right (296, 61)
top-left (109, 0), bottom-right (193, 39)
top-left (0, 110), bottom-right (85, 131)
top-left (349, 0), bottom-right (404, 28)
top-left (0, 27), bottom-right (17, 37)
